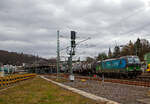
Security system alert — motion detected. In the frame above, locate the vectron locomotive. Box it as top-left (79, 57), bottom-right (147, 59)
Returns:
top-left (95, 56), bottom-right (142, 77)
top-left (72, 56), bottom-right (142, 78)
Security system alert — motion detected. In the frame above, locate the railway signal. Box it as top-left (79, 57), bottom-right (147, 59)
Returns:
top-left (71, 31), bottom-right (76, 40)
top-left (58, 31), bottom-right (90, 81)
top-left (71, 31), bottom-right (76, 49)
top-left (69, 31), bottom-right (76, 81)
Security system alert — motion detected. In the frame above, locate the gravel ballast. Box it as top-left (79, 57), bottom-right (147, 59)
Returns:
top-left (46, 76), bottom-right (150, 104)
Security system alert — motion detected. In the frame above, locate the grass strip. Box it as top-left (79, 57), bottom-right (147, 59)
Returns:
top-left (0, 76), bottom-right (101, 104)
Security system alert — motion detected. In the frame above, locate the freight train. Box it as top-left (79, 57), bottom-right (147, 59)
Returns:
top-left (72, 56), bottom-right (142, 78)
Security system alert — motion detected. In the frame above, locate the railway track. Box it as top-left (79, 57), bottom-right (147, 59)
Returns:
top-left (48, 73), bottom-right (150, 87)
top-left (76, 76), bottom-right (150, 87)
top-left (74, 75), bottom-right (150, 87)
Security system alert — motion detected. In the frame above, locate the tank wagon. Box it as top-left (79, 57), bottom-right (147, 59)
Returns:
top-left (74, 56), bottom-right (142, 78)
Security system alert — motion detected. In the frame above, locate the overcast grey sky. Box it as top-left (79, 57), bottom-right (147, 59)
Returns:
top-left (0, 0), bottom-right (150, 60)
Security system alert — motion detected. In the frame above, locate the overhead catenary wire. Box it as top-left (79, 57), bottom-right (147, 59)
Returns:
top-left (60, 37), bottom-right (91, 52)
top-left (105, 5), bottom-right (150, 38)
top-left (107, 6), bottom-right (147, 30)
top-left (120, 21), bottom-right (150, 36)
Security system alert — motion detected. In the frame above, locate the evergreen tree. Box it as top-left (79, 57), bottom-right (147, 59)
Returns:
top-left (134, 38), bottom-right (141, 56)
top-left (140, 39), bottom-right (150, 55)
top-left (120, 40), bottom-right (134, 56)
top-left (128, 40), bottom-right (134, 55)
top-left (96, 52), bottom-right (107, 61)
top-left (108, 48), bottom-right (112, 58)
top-left (113, 46), bottom-right (120, 58)
top-left (136, 38), bottom-right (150, 61)
top-left (120, 45), bottom-right (129, 56)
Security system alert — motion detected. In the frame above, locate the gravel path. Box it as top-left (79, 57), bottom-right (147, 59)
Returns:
top-left (46, 76), bottom-right (150, 104)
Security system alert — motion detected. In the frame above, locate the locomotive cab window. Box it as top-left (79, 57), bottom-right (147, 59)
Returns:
top-left (133, 57), bottom-right (140, 64)
top-left (127, 57), bottom-right (134, 64)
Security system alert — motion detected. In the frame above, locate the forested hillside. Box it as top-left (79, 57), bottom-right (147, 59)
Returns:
top-left (0, 50), bottom-right (43, 65)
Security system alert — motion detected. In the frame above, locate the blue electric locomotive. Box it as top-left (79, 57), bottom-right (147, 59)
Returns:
top-left (95, 56), bottom-right (142, 77)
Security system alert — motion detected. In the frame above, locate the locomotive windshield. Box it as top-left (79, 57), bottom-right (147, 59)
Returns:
top-left (133, 57), bottom-right (140, 63)
top-left (128, 57), bottom-right (134, 64)
top-left (127, 56), bottom-right (140, 64)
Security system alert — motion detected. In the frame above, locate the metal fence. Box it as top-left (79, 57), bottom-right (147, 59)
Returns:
top-left (0, 74), bottom-right (36, 88)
